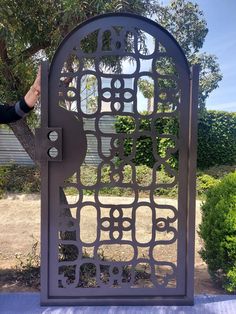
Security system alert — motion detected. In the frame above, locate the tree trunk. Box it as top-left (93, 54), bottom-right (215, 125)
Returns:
top-left (147, 97), bottom-right (154, 113)
top-left (9, 118), bottom-right (38, 165)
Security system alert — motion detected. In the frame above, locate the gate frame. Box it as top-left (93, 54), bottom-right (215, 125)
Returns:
top-left (36, 13), bottom-right (200, 306)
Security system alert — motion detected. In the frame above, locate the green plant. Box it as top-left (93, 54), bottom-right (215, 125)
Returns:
top-left (227, 267), bottom-right (236, 293)
top-left (14, 236), bottom-right (40, 288)
top-left (201, 164), bottom-right (236, 179)
top-left (0, 164), bottom-right (40, 197)
top-left (198, 172), bottom-right (236, 292)
top-left (115, 110), bottom-right (236, 170)
top-left (196, 174), bottom-right (220, 196)
top-left (197, 111), bottom-right (236, 168)
top-left (115, 115), bottom-right (178, 168)
top-left (15, 237), bottom-right (40, 269)
top-left (1, 163), bottom-right (234, 200)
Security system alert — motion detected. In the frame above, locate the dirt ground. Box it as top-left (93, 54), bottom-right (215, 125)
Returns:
top-left (0, 194), bottom-right (225, 294)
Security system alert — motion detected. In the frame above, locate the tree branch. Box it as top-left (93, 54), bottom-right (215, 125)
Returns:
top-left (0, 37), bottom-right (11, 64)
top-left (9, 118), bottom-right (37, 164)
top-left (0, 34), bottom-right (25, 94)
top-left (18, 41), bottom-right (50, 61)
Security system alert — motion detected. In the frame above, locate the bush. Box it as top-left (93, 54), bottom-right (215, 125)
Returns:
top-left (115, 114), bottom-right (178, 168)
top-left (201, 164), bottom-right (236, 179)
top-left (0, 163), bottom-right (233, 200)
top-left (197, 111), bottom-right (236, 168)
top-left (0, 164), bottom-right (40, 197)
top-left (115, 110), bottom-right (236, 169)
top-left (66, 164), bottom-right (178, 198)
top-left (196, 174), bottom-right (220, 196)
top-left (198, 172), bottom-right (236, 292)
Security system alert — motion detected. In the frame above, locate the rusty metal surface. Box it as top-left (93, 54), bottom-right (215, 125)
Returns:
top-left (37, 13), bottom-right (199, 305)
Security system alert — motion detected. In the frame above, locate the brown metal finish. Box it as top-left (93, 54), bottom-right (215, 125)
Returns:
top-left (36, 13), bottom-right (199, 305)
top-left (186, 64), bottom-right (200, 301)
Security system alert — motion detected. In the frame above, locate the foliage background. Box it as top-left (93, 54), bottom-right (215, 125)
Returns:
top-left (115, 110), bottom-right (236, 169)
top-left (197, 111), bottom-right (236, 168)
top-left (199, 172), bottom-right (236, 292)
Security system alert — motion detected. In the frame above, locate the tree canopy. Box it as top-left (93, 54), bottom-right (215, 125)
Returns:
top-left (0, 0), bottom-right (222, 159)
top-left (0, 0), bottom-right (157, 103)
top-left (0, 0), bottom-right (158, 158)
top-left (154, 0), bottom-right (222, 109)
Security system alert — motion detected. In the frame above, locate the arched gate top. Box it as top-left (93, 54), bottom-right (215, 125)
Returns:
top-left (50, 12), bottom-right (190, 77)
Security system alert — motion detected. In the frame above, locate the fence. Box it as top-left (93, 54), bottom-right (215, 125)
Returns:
top-left (0, 117), bottom-right (115, 165)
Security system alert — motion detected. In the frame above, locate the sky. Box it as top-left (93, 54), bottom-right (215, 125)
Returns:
top-left (162, 0), bottom-right (236, 112)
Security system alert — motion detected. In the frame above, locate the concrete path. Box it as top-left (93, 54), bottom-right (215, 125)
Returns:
top-left (0, 293), bottom-right (236, 314)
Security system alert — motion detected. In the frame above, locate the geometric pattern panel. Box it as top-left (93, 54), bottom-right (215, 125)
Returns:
top-left (39, 13), bottom-right (198, 305)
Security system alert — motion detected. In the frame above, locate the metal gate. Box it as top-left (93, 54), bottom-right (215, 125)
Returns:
top-left (36, 13), bottom-right (199, 305)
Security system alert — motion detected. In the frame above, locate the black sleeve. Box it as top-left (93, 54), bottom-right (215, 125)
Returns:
top-left (0, 98), bottom-right (33, 124)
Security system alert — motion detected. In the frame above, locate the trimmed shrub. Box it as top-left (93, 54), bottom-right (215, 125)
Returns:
top-left (201, 164), bottom-right (236, 179)
top-left (0, 164), bottom-right (40, 197)
top-left (115, 110), bottom-right (236, 169)
top-left (115, 114), bottom-right (178, 168)
top-left (0, 164), bottom-right (177, 198)
top-left (197, 111), bottom-right (236, 169)
top-left (198, 172), bottom-right (236, 292)
top-left (196, 174), bottom-right (220, 197)
top-left (80, 164), bottom-right (177, 198)
top-left (0, 163), bottom-right (234, 200)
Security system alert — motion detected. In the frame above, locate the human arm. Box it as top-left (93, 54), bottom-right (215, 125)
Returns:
top-left (0, 98), bottom-right (33, 124)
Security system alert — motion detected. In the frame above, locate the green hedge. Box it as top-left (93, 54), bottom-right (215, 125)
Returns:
top-left (115, 114), bottom-right (178, 168)
top-left (0, 164), bottom-right (234, 199)
top-left (197, 111), bottom-right (236, 168)
top-left (0, 164), bottom-right (40, 197)
top-left (115, 110), bottom-right (236, 169)
top-left (198, 172), bottom-right (236, 292)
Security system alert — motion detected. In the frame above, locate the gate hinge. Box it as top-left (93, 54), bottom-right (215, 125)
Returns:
top-left (35, 128), bottom-right (62, 162)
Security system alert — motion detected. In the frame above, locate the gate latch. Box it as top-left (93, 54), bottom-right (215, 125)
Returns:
top-left (35, 128), bottom-right (62, 162)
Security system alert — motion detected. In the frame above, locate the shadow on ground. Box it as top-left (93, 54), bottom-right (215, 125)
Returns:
top-left (0, 264), bottom-right (226, 295)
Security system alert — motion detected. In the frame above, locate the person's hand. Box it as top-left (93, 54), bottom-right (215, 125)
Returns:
top-left (31, 66), bottom-right (41, 96)
top-left (24, 66), bottom-right (41, 108)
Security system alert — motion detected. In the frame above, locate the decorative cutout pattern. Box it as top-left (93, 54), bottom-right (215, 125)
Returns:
top-left (56, 24), bottom-right (180, 292)
top-left (41, 13), bottom-right (198, 304)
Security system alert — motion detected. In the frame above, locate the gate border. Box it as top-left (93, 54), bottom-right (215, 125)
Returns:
top-left (36, 13), bottom-right (200, 306)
